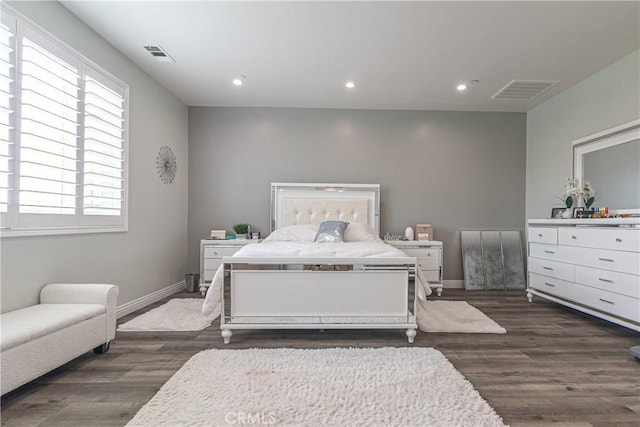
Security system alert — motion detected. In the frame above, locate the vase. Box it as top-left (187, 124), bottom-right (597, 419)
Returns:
top-left (562, 209), bottom-right (573, 219)
top-left (235, 233), bottom-right (247, 240)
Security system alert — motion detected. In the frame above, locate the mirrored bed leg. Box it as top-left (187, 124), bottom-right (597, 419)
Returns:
top-left (221, 329), bottom-right (233, 344)
top-left (406, 328), bottom-right (416, 343)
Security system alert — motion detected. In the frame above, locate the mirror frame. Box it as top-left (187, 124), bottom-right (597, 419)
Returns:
top-left (572, 119), bottom-right (640, 215)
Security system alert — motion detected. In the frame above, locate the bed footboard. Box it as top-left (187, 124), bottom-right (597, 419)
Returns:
top-left (220, 257), bottom-right (418, 343)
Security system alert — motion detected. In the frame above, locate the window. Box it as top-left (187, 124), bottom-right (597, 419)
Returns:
top-left (1, 6), bottom-right (128, 236)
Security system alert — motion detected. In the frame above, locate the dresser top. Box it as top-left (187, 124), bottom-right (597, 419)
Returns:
top-left (528, 218), bottom-right (640, 226)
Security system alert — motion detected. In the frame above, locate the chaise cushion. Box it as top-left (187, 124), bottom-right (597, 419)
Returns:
top-left (1, 304), bottom-right (105, 352)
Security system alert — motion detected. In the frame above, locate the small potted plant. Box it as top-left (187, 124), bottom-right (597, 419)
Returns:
top-left (232, 223), bottom-right (250, 240)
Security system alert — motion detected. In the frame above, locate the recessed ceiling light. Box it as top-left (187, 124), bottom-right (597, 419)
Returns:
top-left (232, 76), bottom-right (246, 86)
top-left (345, 81), bottom-right (355, 89)
top-left (457, 83), bottom-right (467, 91)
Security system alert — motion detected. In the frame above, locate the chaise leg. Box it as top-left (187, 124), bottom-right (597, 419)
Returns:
top-left (436, 287), bottom-right (443, 297)
top-left (406, 328), bottom-right (416, 344)
top-left (221, 329), bottom-right (233, 344)
top-left (527, 292), bottom-right (534, 303)
top-left (93, 341), bottom-right (110, 354)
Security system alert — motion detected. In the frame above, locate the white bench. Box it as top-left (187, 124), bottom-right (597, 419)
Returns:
top-left (1, 283), bottom-right (118, 395)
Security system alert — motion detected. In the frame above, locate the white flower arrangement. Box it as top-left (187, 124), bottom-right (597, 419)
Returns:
top-left (558, 177), bottom-right (581, 208)
top-left (582, 180), bottom-right (596, 209)
top-left (556, 177), bottom-right (596, 209)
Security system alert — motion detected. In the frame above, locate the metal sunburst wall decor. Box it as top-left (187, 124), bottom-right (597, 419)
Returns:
top-left (156, 145), bottom-right (177, 185)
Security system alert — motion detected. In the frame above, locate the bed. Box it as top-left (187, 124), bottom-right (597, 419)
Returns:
top-left (202, 183), bottom-right (431, 343)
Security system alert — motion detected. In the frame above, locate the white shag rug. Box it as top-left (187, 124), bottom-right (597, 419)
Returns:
top-left (126, 347), bottom-right (506, 427)
top-left (118, 299), bottom-right (219, 332)
top-left (417, 300), bottom-right (506, 333)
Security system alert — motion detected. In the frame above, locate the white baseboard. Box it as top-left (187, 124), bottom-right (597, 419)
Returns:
top-left (443, 280), bottom-right (464, 289)
top-left (116, 280), bottom-right (185, 318)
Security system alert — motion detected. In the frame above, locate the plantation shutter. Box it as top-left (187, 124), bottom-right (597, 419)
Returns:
top-left (83, 72), bottom-right (125, 219)
top-left (0, 4), bottom-right (128, 235)
top-left (19, 34), bottom-right (80, 220)
top-left (0, 15), bottom-right (15, 219)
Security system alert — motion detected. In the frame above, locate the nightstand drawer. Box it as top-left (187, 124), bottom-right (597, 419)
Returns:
top-left (203, 269), bottom-right (217, 282)
top-left (204, 246), bottom-right (239, 258)
top-left (402, 248), bottom-right (440, 259)
top-left (204, 258), bottom-right (223, 271)
top-left (423, 270), bottom-right (440, 282)
top-left (416, 259), bottom-right (439, 271)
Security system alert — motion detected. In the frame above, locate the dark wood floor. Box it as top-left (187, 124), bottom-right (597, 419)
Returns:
top-left (2, 289), bottom-right (639, 427)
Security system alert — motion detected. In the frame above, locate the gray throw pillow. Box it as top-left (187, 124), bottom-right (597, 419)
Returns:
top-left (314, 220), bottom-right (349, 243)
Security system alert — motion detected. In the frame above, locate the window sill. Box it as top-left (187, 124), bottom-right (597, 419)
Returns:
top-left (1, 226), bottom-right (128, 238)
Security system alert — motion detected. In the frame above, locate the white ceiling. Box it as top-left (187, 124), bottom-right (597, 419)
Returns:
top-left (61, 1), bottom-right (640, 112)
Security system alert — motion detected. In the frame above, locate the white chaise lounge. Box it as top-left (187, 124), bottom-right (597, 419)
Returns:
top-left (1, 283), bottom-right (118, 395)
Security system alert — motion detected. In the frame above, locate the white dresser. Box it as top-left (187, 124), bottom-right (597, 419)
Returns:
top-left (527, 219), bottom-right (640, 331)
top-left (385, 240), bottom-right (444, 296)
top-left (199, 239), bottom-right (260, 295)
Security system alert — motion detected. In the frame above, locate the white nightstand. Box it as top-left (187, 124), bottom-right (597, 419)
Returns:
top-left (384, 240), bottom-right (444, 296)
top-left (199, 239), bottom-right (261, 295)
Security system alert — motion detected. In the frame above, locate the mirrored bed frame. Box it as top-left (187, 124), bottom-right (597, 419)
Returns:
top-left (219, 183), bottom-right (418, 344)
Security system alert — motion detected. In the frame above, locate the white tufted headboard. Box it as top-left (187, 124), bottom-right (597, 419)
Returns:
top-left (271, 183), bottom-right (380, 233)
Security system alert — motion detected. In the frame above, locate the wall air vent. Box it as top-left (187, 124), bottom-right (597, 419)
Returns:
top-left (143, 45), bottom-right (175, 63)
top-left (492, 80), bottom-right (559, 100)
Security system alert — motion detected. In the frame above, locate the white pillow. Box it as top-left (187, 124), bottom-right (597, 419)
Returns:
top-left (263, 224), bottom-right (319, 242)
top-left (344, 222), bottom-right (382, 242)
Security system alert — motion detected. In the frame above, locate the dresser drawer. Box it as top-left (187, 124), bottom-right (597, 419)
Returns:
top-left (573, 246), bottom-right (640, 275)
top-left (575, 265), bottom-right (640, 299)
top-left (529, 273), bottom-right (577, 302)
top-left (558, 227), bottom-right (640, 252)
top-left (575, 283), bottom-right (640, 323)
top-left (528, 257), bottom-right (574, 282)
top-left (204, 246), bottom-right (240, 258)
top-left (529, 227), bottom-right (558, 245)
top-left (529, 242), bottom-right (573, 263)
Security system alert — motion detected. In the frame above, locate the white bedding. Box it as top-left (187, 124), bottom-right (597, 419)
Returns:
top-left (201, 241), bottom-right (432, 317)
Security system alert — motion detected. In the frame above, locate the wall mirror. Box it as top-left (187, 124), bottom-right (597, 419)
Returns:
top-left (573, 119), bottom-right (640, 214)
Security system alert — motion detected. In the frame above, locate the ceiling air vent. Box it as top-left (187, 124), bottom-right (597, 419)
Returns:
top-left (143, 45), bottom-right (175, 63)
top-left (492, 80), bottom-right (558, 100)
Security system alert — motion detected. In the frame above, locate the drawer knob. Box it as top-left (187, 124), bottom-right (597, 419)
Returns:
top-left (598, 278), bottom-right (614, 284)
top-left (571, 235), bottom-right (577, 240)
top-left (538, 233), bottom-right (543, 237)
top-left (615, 238), bottom-right (622, 243)
top-left (599, 298), bottom-right (615, 305)
top-left (598, 257), bottom-right (614, 263)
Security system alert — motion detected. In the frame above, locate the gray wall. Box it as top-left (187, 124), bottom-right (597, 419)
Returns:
top-left (526, 49), bottom-right (640, 219)
top-left (188, 107), bottom-right (526, 281)
top-left (1, 2), bottom-right (189, 312)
